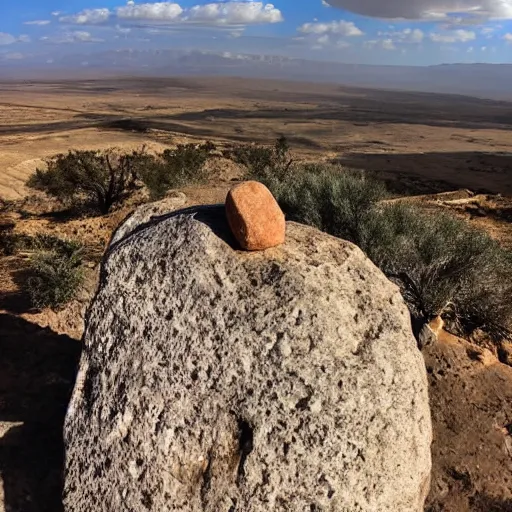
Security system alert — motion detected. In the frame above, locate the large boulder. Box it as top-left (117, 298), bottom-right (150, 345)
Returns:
top-left (110, 192), bottom-right (187, 245)
top-left (64, 205), bottom-right (432, 512)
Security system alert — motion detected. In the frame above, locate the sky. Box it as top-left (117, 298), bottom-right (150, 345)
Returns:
top-left (1, 0), bottom-right (512, 66)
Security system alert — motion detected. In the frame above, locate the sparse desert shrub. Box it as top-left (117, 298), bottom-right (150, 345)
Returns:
top-left (140, 142), bottom-right (214, 199)
top-left (359, 202), bottom-right (512, 338)
top-left (262, 162), bottom-right (512, 340)
top-left (26, 148), bottom-right (149, 214)
top-left (228, 136), bottom-right (293, 190)
top-left (32, 233), bottom-right (83, 254)
top-left (0, 231), bottom-right (85, 309)
top-left (25, 238), bottom-right (85, 310)
top-left (161, 142), bottom-right (212, 184)
top-left (27, 248), bottom-right (84, 310)
top-left (1, 232), bottom-right (34, 255)
top-left (274, 165), bottom-right (386, 244)
top-left (0, 231), bottom-right (82, 257)
top-left (0, 199), bottom-right (14, 214)
top-left (0, 224), bottom-right (23, 255)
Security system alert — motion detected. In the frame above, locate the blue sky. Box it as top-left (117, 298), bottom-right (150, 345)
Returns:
top-left (1, 0), bottom-right (512, 65)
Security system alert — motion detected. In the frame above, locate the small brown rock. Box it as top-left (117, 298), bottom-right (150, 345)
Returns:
top-left (225, 181), bottom-right (285, 251)
top-left (418, 316), bottom-right (444, 350)
top-left (498, 342), bottom-right (512, 367)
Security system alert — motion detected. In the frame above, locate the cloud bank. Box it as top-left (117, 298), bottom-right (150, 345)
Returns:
top-left (59, 1), bottom-right (283, 27)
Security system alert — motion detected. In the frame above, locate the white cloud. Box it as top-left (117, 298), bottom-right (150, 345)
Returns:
top-left (378, 27), bottom-right (424, 43)
top-left (185, 2), bottom-right (283, 24)
top-left (430, 28), bottom-right (476, 42)
top-left (504, 32), bottom-right (512, 41)
top-left (24, 20), bottom-right (51, 26)
top-left (299, 20), bottom-right (363, 36)
top-left (2, 52), bottom-right (25, 60)
top-left (403, 28), bottom-right (424, 42)
top-left (18, 35), bottom-right (31, 43)
top-left (40, 31), bottom-right (104, 43)
top-left (117, 2), bottom-right (183, 21)
top-left (115, 24), bottom-right (132, 34)
top-left (73, 31), bottom-right (100, 41)
top-left (324, 0), bottom-right (512, 20)
top-left (51, 11), bottom-right (62, 16)
top-left (363, 39), bottom-right (377, 48)
top-left (0, 33), bottom-right (16, 45)
top-left (481, 26), bottom-right (496, 35)
top-left (116, 1), bottom-right (283, 25)
top-left (317, 34), bottom-right (330, 44)
top-left (60, 8), bottom-right (111, 24)
top-left (381, 38), bottom-right (396, 50)
top-left (229, 29), bottom-right (244, 37)
top-left (363, 38), bottom-right (398, 49)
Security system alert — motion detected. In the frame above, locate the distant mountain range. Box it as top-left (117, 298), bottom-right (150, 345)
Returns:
top-left (2, 49), bottom-right (512, 101)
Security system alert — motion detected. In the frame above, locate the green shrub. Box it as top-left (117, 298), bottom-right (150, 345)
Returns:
top-left (1, 231), bottom-right (85, 309)
top-left (0, 231), bottom-right (82, 256)
top-left (0, 231), bottom-right (30, 256)
top-left (360, 202), bottom-right (512, 338)
top-left (140, 142), bottom-right (213, 200)
top-left (229, 136), bottom-right (293, 190)
top-left (33, 234), bottom-right (83, 255)
top-left (274, 165), bottom-right (386, 244)
top-left (27, 148), bottom-right (149, 214)
top-left (261, 161), bottom-right (511, 340)
top-left (26, 247), bottom-right (84, 310)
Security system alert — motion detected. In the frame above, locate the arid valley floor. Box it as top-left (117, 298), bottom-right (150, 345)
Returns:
top-left (2, 76), bottom-right (512, 197)
top-left (1, 76), bottom-right (512, 512)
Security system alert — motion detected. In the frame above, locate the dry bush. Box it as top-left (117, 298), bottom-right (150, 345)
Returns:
top-left (275, 164), bottom-right (386, 244)
top-left (26, 143), bottom-right (217, 211)
top-left (262, 161), bottom-right (512, 341)
top-left (140, 142), bottom-right (214, 200)
top-left (26, 248), bottom-right (84, 310)
top-left (27, 148), bottom-right (150, 214)
top-left (12, 235), bottom-right (86, 310)
top-left (361, 202), bottom-right (512, 339)
top-left (227, 136), bottom-right (293, 191)
top-left (1, 231), bottom-right (82, 257)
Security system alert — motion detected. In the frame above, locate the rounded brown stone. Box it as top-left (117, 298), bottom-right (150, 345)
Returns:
top-left (225, 181), bottom-right (286, 251)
